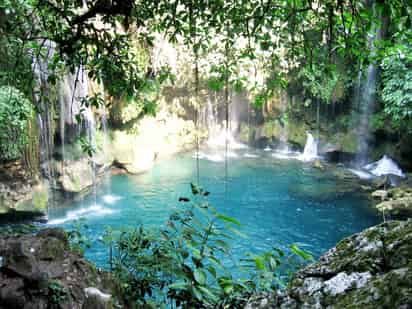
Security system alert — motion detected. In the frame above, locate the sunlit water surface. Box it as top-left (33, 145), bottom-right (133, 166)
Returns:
top-left (47, 149), bottom-right (381, 267)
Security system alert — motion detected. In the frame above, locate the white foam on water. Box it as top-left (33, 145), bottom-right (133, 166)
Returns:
top-left (48, 204), bottom-right (114, 225)
top-left (264, 146), bottom-right (272, 152)
top-left (364, 155), bottom-right (405, 177)
top-left (102, 194), bottom-right (123, 204)
top-left (226, 151), bottom-right (239, 158)
top-left (272, 152), bottom-right (301, 160)
top-left (207, 131), bottom-right (247, 149)
top-left (272, 147), bottom-right (302, 160)
top-left (244, 153), bottom-right (259, 158)
top-left (348, 168), bottom-right (374, 180)
top-left (193, 152), bottom-right (225, 162)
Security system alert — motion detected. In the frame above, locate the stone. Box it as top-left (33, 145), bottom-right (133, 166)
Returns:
top-left (246, 220), bottom-right (412, 308)
top-left (371, 189), bottom-right (388, 201)
top-left (58, 158), bottom-right (94, 193)
top-left (83, 287), bottom-right (112, 309)
top-left (0, 228), bottom-right (124, 308)
top-left (312, 159), bottom-right (324, 170)
top-left (372, 187), bottom-right (412, 218)
top-left (376, 197), bottom-right (412, 217)
top-left (323, 272), bottom-right (372, 296)
top-left (0, 176), bottom-right (48, 219)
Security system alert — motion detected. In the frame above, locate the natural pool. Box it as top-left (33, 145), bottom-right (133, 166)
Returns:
top-left (47, 149), bottom-right (381, 267)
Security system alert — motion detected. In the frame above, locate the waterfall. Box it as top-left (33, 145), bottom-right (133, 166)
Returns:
top-left (301, 132), bottom-right (318, 162)
top-left (99, 80), bottom-right (111, 190)
top-left (278, 90), bottom-right (290, 152)
top-left (206, 90), bottom-right (247, 150)
top-left (32, 41), bottom-right (56, 189)
top-left (356, 3), bottom-right (385, 164)
top-left (206, 92), bottom-right (218, 137)
top-left (83, 106), bottom-right (97, 204)
top-left (364, 155), bottom-right (405, 178)
top-left (357, 62), bottom-right (378, 164)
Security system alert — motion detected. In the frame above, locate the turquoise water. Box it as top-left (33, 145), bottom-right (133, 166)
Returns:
top-left (47, 149), bottom-right (381, 267)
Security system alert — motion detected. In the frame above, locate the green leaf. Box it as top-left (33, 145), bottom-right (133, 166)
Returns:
top-left (194, 268), bottom-right (207, 285)
top-left (198, 286), bottom-right (219, 303)
top-left (192, 286), bottom-right (203, 301)
top-left (207, 265), bottom-right (217, 278)
top-left (290, 244), bottom-right (313, 260)
top-left (191, 183), bottom-right (200, 195)
top-left (168, 281), bottom-right (188, 290)
top-left (216, 214), bottom-right (241, 226)
top-left (254, 256), bottom-right (265, 270)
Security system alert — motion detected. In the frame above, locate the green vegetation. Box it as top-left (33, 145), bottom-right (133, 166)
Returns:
top-left (0, 0), bottom-right (410, 157)
top-left (381, 40), bottom-right (412, 131)
top-left (47, 280), bottom-right (68, 307)
top-left (0, 86), bottom-right (33, 161)
top-left (100, 184), bottom-right (312, 308)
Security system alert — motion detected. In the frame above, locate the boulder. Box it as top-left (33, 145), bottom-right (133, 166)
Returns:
top-left (57, 158), bottom-right (95, 193)
top-left (312, 159), bottom-right (324, 170)
top-left (246, 220), bottom-right (412, 308)
top-left (0, 176), bottom-right (48, 220)
top-left (372, 187), bottom-right (412, 218)
top-left (0, 228), bottom-right (123, 309)
top-left (371, 189), bottom-right (388, 201)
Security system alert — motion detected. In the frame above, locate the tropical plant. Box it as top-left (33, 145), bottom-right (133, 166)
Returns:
top-left (67, 219), bottom-right (92, 255)
top-left (381, 38), bottom-right (412, 131)
top-left (103, 184), bottom-right (312, 308)
top-left (0, 86), bottom-right (33, 161)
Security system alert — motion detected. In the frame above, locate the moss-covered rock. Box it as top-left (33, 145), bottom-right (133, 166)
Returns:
top-left (246, 220), bottom-right (412, 308)
top-left (372, 187), bottom-right (412, 218)
top-left (0, 171), bottom-right (48, 220)
top-left (0, 228), bottom-right (124, 308)
top-left (56, 158), bottom-right (94, 193)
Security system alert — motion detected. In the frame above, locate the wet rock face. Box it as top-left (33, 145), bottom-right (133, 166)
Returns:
top-left (0, 228), bottom-right (121, 309)
top-left (246, 220), bottom-right (412, 308)
top-left (0, 161), bottom-right (48, 219)
top-left (372, 187), bottom-right (412, 218)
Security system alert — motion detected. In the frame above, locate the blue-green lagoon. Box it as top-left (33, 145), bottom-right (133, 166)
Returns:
top-left (47, 149), bottom-right (381, 267)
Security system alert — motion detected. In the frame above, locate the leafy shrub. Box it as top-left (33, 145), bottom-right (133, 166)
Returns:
top-left (0, 86), bottom-right (33, 161)
top-left (47, 280), bottom-right (68, 307)
top-left (67, 219), bottom-right (92, 254)
top-left (103, 184), bottom-right (312, 308)
top-left (381, 43), bottom-right (412, 131)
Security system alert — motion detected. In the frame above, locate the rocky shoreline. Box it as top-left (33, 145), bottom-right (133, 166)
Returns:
top-left (0, 228), bottom-right (122, 309)
top-left (246, 219), bottom-right (412, 308)
top-left (1, 220), bottom-right (411, 308)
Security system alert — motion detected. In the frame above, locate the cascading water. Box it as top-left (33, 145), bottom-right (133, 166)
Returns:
top-left (99, 80), bottom-right (112, 190)
top-left (364, 155), bottom-right (405, 178)
top-left (206, 92), bottom-right (218, 138)
top-left (349, 155), bottom-right (405, 180)
top-left (277, 90), bottom-right (290, 152)
top-left (300, 132), bottom-right (318, 162)
top-left (356, 2), bottom-right (385, 164)
top-left (206, 90), bottom-right (247, 150)
top-left (32, 40), bottom-right (56, 208)
top-left (84, 106), bottom-right (98, 204)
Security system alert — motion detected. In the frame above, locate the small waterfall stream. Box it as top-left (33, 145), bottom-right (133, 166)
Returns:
top-left (301, 132), bottom-right (318, 162)
top-left (32, 40), bottom-right (57, 212)
top-left (278, 90), bottom-right (290, 152)
top-left (356, 2), bottom-right (385, 164)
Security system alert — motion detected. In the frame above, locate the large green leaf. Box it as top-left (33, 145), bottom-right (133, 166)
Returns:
top-left (194, 268), bottom-right (207, 285)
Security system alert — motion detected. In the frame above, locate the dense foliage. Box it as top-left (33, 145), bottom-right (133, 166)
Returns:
top-left (0, 86), bottom-right (33, 161)
top-left (101, 184), bottom-right (311, 308)
top-left (0, 0), bottom-right (411, 132)
top-left (381, 31), bottom-right (412, 131)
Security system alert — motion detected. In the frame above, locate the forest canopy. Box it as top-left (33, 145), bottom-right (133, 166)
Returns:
top-left (0, 0), bottom-right (411, 130)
